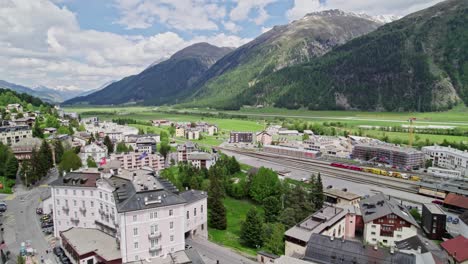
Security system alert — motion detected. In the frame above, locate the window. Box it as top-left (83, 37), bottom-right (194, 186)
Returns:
top-left (151, 225), bottom-right (158, 234)
top-left (201, 224), bottom-right (204, 230)
top-left (90, 191), bottom-right (94, 196)
top-left (56, 199), bottom-right (60, 205)
top-left (91, 201), bottom-right (94, 207)
top-left (133, 215), bottom-right (137, 222)
top-left (372, 238), bottom-right (377, 241)
top-left (134, 242), bottom-right (138, 249)
top-left (106, 205), bottom-right (109, 212)
top-left (82, 201), bottom-right (85, 208)
top-left (201, 205), bottom-right (203, 213)
top-left (74, 212), bottom-right (78, 218)
top-left (371, 225), bottom-right (376, 228)
top-left (65, 200), bottom-right (68, 206)
top-left (371, 232), bottom-right (376, 235)
top-left (99, 192), bottom-right (102, 199)
top-left (187, 211), bottom-right (189, 219)
top-left (383, 240), bottom-right (388, 244)
top-left (56, 189), bottom-right (59, 194)
top-left (73, 190), bottom-right (76, 195)
top-left (169, 209), bottom-right (173, 216)
top-left (134, 256), bottom-right (139, 261)
top-left (194, 208), bottom-right (197, 216)
top-left (133, 227), bottom-right (138, 236)
top-left (73, 200), bottom-right (77, 206)
top-left (150, 211), bottom-right (157, 219)
top-left (82, 190), bottom-right (85, 196)
top-left (151, 239), bottom-right (157, 247)
top-left (170, 221), bottom-right (174, 229)
top-left (170, 235), bottom-right (174, 242)
top-left (397, 235), bottom-right (402, 238)
top-left (105, 193), bottom-right (108, 201)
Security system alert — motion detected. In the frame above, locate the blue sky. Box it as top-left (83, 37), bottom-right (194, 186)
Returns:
top-left (0, 0), bottom-right (444, 92)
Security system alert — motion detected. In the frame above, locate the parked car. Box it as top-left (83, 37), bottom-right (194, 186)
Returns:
top-left (53, 247), bottom-right (64, 256)
top-left (452, 218), bottom-right (459, 224)
top-left (447, 216), bottom-right (453, 222)
top-left (36, 208), bottom-right (43, 215)
top-left (0, 203), bottom-right (7, 212)
top-left (41, 222), bottom-right (53, 228)
top-left (40, 215), bottom-right (51, 222)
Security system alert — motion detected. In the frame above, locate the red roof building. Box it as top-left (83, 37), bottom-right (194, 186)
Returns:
top-left (444, 193), bottom-right (468, 212)
top-left (440, 235), bottom-right (468, 263)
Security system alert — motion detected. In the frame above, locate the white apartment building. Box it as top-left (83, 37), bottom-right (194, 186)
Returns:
top-left (48, 168), bottom-right (208, 263)
top-left (80, 143), bottom-right (108, 165)
top-left (110, 152), bottom-right (165, 171)
top-left (175, 127), bottom-right (185, 138)
top-left (185, 129), bottom-right (200, 140)
top-left (304, 136), bottom-right (352, 158)
top-left (84, 121), bottom-right (138, 142)
top-left (422, 145), bottom-right (468, 177)
top-left (0, 125), bottom-right (32, 145)
top-left (360, 193), bottom-right (419, 247)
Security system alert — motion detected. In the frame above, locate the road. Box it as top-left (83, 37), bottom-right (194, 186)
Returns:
top-left (187, 238), bottom-right (256, 264)
top-left (2, 169), bottom-right (59, 264)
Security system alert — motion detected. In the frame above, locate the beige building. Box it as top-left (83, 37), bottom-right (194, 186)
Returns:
top-left (256, 131), bottom-right (272, 146)
top-left (110, 152), bottom-right (165, 171)
top-left (0, 125), bottom-right (32, 145)
top-left (175, 126), bottom-right (185, 138)
top-left (324, 188), bottom-right (361, 207)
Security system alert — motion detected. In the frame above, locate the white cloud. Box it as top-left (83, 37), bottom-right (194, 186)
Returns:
top-left (114, 0), bottom-right (224, 31)
top-left (229, 0), bottom-right (276, 25)
top-left (0, 0), bottom-right (250, 91)
top-left (223, 21), bottom-right (242, 33)
top-left (287, 0), bottom-right (445, 21)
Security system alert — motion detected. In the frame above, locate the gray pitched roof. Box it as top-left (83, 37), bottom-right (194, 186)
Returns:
top-left (304, 234), bottom-right (416, 264)
top-left (359, 193), bottom-right (419, 227)
top-left (180, 190), bottom-right (207, 204)
top-left (395, 235), bottom-right (429, 253)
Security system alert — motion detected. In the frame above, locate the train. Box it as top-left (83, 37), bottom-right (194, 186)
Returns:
top-left (330, 163), bottom-right (421, 181)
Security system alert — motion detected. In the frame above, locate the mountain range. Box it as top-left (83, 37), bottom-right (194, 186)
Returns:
top-left (0, 80), bottom-right (97, 103)
top-left (64, 0), bottom-right (468, 112)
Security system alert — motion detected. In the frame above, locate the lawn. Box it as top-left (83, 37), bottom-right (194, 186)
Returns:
top-left (209, 197), bottom-right (262, 256)
top-left (0, 176), bottom-right (15, 194)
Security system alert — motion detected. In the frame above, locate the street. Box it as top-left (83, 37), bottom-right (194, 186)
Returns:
top-left (187, 238), bottom-right (256, 264)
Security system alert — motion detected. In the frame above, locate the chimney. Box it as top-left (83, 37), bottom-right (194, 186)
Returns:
top-left (341, 237), bottom-right (345, 243)
top-left (330, 236), bottom-right (334, 241)
top-left (390, 247), bottom-right (395, 254)
top-left (417, 246), bottom-right (421, 254)
top-left (374, 245), bottom-right (378, 251)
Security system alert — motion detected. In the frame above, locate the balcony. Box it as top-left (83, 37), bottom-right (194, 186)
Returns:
top-left (98, 209), bottom-right (109, 216)
top-left (148, 245), bottom-right (162, 253)
top-left (79, 207), bottom-right (87, 214)
top-left (148, 232), bottom-right (162, 239)
top-left (62, 205), bottom-right (69, 212)
top-left (71, 217), bottom-right (80, 224)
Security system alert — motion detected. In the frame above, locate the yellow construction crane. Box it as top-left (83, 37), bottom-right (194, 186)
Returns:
top-left (408, 117), bottom-right (417, 147)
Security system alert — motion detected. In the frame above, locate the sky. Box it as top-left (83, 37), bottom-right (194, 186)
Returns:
top-left (0, 0), bottom-right (444, 92)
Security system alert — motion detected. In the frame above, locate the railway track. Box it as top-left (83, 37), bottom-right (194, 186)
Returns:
top-left (220, 147), bottom-right (419, 194)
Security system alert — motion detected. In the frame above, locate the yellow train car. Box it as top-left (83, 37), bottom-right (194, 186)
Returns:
top-left (410, 175), bottom-right (421, 181)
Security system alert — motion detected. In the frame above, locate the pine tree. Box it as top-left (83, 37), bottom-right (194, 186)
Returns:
top-left (240, 208), bottom-right (264, 248)
top-left (314, 173), bottom-right (324, 209)
top-left (5, 156), bottom-right (19, 180)
top-left (103, 135), bottom-right (114, 153)
top-left (263, 196), bottom-right (281, 223)
top-left (262, 223), bottom-right (285, 255)
top-left (53, 140), bottom-right (64, 164)
top-left (208, 172), bottom-right (227, 230)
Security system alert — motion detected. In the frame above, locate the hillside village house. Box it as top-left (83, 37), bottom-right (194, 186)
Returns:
top-left (11, 137), bottom-right (42, 162)
top-left (324, 188), bottom-right (361, 207)
top-left (177, 142), bottom-right (197, 162)
top-left (360, 193), bottom-right (419, 246)
top-left (175, 126), bottom-right (185, 138)
top-left (256, 131), bottom-right (272, 145)
top-left (80, 143), bottom-right (108, 165)
top-left (185, 129), bottom-right (200, 140)
top-left (187, 152), bottom-right (217, 169)
top-left (284, 205), bottom-right (359, 257)
top-left (47, 168), bottom-right (207, 263)
top-left (6, 103), bottom-right (23, 113)
top-left (0, 125), bottom-right (32, 145)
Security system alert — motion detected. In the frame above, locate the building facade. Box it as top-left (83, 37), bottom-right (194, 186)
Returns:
top-left (352, 144), bottom-right (424, 168)
top-left (49, 169), bottom-right (208, 263)
top-left (422, 145), bottom-right (468, 177)
top-left (110, 152), bottom-right (165, 171)
top-left (421, 203), bottom-right (446, 240)
top-left (80, 143), bottom-right (108, 164)
top-left (187, 152), bottom-right (217, 169)
top-left (360, 194), bottom-right (419, 246)
top-left (229, 132), bottom-right (254, 143)
top-left (0, 125), bottom-right (32, 145)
